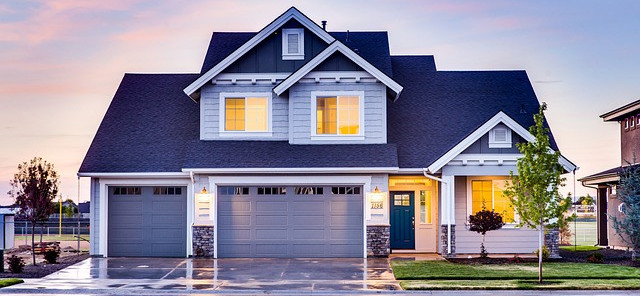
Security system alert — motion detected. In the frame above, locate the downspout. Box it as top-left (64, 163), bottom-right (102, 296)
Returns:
top-left (423, 169), bottom-right (452, 255)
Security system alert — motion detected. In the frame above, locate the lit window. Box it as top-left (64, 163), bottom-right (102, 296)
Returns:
top-left (282, 28), bottom-right (304, 60)
top-left (488, 126), bottom-right (512, 148)
top-left (316, 95), bottom-right (360, 135)
top-left (420, 190), bottom-right (432, 224)
top-left (222, 94), bottom-right (269, 132)
top-left (470, 179), bottom-right (515, 223)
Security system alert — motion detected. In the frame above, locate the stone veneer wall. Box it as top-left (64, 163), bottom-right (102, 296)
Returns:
top-left (440, 225), bottom-right (456, 257)
top-left (545, 227), bottom-right (561, 258)
top-left (367, 225), bottom-right (390, 257)
top-left (192, 225), bottom-right (214, 257)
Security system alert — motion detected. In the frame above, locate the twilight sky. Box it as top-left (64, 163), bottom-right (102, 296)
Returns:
top-left (1, 0), bottom-right (639, 205)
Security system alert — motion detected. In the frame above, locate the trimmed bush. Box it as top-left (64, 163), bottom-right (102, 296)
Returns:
top-left (587, 252), bottom-right (604, 263)
top-left (43, 249), bottom-right (60, 264)
top-left (6, 255), bottom-right (25, 273)
top-left (535, 246), bottom-right (551, 261)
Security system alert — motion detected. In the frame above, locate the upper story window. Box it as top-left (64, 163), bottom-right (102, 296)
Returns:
top-left (488, 126), bottom-right (512, 148)
top-left (311, 91), bottom-right (364, 140)
top-left (625, 118), bottom-right (629, 131)
top-left (219, 92), bottom-right (272, 137)
top-left (282, 28), bottom-right (304, 60)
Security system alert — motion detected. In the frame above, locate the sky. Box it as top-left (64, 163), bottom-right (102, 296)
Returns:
top-left (1, 0), bottom-right (639, 205)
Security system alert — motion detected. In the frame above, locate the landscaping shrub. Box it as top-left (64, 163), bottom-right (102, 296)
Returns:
top-left (43, 249), bottom-right (60, 264)
top-left (587, 252), bottom-right (604, 263)
top-left (6, 255), bottom-right (25, 273)
top-left (509, 255), bottom-right (524, 264)
top-left (535, 246), bottom-right (550, 261)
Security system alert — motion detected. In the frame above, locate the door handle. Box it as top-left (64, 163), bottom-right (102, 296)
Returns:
top-left (412, 216), bottom-right (415, 228)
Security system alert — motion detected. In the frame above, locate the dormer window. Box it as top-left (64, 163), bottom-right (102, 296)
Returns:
top-left (488, 126), bottom-right (512, 148)
top-left (282, 28), bottom-right (304, 60)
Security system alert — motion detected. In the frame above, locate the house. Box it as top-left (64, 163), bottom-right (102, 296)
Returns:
top-left (78, 7), bottom-right (575, 258)
top-left (579, 99), bottom-right (640, 249)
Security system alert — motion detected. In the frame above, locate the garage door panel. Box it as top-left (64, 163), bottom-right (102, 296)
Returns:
top-left (108, 186), bottom-right (186, 257)
top-left (255, 229), bottom-right (288, 239)
top-left (218, 229), bottom-right (251, 240)
top-left (219, 201), bottom-right (250, 211)
top-left (255, 215), bottom-right (287, 226)
top-left (218, 185), bottom-right (363, 258)
top-left (256, 201), bottom-right (287, 211)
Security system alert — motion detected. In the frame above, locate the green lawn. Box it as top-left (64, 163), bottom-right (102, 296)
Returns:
top-left (391, 261), bottom-right (640, 280)
top-left (14, 234), bottom-right (89, 242)
top-left (560, 245), bottom-right (601, 252)
top-left (0, 278), bottom-right (24, 288)
top-left (401, 279), bottom-right (640, 290)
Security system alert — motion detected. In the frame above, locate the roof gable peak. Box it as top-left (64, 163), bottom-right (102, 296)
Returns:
top-left (184, 7), bottom-right (335, 101)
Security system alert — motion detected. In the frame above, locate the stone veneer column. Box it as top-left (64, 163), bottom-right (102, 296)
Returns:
top-left (367, 225), bottom-right (390, 257)
top-left (192, 225), bottom-right (214, 257)
top-left (440, 225), bottom-right (456, 257)
top-left (545, 227), bottom-right (561, 258)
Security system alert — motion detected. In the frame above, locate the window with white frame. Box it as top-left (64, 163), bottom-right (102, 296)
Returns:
top-left (468, 178), bottom-right (516, 223)
top-left (488, 126), bottom-right (512, 148)
top-left (311, 91), bottom-right (364, 139)
top-left (282, 28), bottom-right (304, 60)
top-left (219, 92), bottom-right (271, 136)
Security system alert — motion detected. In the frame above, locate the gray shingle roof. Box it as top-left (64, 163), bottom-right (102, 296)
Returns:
top-left (79, 33), bottom-right (560, 173)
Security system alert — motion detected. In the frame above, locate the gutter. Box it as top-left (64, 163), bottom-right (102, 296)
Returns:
top-left (423, 169), bottom-right (452, 255)
top-left (182, 167), bottom-right (400, 174)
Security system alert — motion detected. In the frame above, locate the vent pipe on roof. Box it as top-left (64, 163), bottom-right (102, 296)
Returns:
top-left (321, 20), bottom-right (327, 30)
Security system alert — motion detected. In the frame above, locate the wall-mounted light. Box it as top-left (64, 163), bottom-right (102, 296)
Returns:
top-left (196, 186), bottom-right (211, 202)
top-left (367, 186), bottom-right (386, 210)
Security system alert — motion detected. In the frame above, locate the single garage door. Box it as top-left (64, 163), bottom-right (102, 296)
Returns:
top-left (217, 185), bottom-right (364, 258)
top-left (108, 186), bottom-right (187, 257)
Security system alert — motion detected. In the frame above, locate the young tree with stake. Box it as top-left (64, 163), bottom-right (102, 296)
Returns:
top-left (503, 103), bottom-right (570, 284)
top-left (8, 157), bottom-right (59, 266)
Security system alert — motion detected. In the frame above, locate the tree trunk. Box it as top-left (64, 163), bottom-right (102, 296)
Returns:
top-left (538, 221), bottom-right (543, 284)
top-left (31, 223), bottom-right (36, 266)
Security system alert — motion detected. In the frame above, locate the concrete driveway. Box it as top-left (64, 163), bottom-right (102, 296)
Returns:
top-left (5, 257), bottom-right (400, 292)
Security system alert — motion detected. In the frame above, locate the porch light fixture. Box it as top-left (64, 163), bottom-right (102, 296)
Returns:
top-left (196, 187), bottom-right (211, 202)
top-left (370, 186), bottom-right (385, 203)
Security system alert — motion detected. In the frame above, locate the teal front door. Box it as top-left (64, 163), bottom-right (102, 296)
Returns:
top-left (390, 191), bottom-right (415, 249)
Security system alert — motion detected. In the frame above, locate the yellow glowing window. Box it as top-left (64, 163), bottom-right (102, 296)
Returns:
top-left (225, 97), bottom-right (268, 132)
top-left (316, 95), bottom-right (359, 135)
top-left (471, 179), bottom-right (515, 223)
top-left (420, 190), bottom-right (432, 224)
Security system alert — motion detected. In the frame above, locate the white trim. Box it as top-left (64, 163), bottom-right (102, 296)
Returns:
top-left (448, 154), bottom-right (521, 167)
top-left (273, 42), bottom-right (403, 100)
top-left (212, 73), bottom-right (289, 85)
top-left (282, 28), bottom-right (304, 60)
top-left (218, 92), bottom-right (272, 137)
top-left (182, 167), bottom-right (399, 174)
top-left (184, 7), bottom-right (335, 100)
top-left (310, 90), bottom-right (365, 140)
top-left (78, 172), bottom-right (189, 178)
top-left (97, 178), bottom-right (192, 257)
top-left (465, 176), bottom-right (519, 227)
top-left (208, 175), bottom-right (372, 259)
top-left (488, 126), bottom-right (512, 148)
top-left (427, 111), bottom-right (576, 173)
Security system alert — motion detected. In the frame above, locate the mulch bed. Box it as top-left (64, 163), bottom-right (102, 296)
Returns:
top-left (446, 248), bottom-right (639, 267)
top-left (0, 253), bottom-right (90, 278)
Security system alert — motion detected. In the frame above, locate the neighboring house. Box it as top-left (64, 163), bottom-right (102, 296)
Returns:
top-left (78, 7), bottom-right (575, 258)
top-left (580, 99), bottom-right (640, 248)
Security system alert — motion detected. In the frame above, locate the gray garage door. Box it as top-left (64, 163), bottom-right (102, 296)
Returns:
top-left (217, 185), bottom-right (364, 258)
top-left (108, 186), bottom-right (187, 257)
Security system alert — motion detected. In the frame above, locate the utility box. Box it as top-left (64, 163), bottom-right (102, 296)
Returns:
top-left (0, 209), bottom-right (15, 250)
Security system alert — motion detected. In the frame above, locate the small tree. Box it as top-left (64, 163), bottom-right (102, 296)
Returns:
top-left (611, 163), bottom-right (640, 260)
top-left (503, 103), bottom-right (568, 284)
top-left (468, 208), bottom-right (505, 257)
top-left (8, 157), bottom-right (59, 266)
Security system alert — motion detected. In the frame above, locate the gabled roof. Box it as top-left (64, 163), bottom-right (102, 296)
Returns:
top-left (579, 166), bottom-right (622, 185)
top-left (79, 74), bottom-right (398, 173)
top-left (184, 7), bottom-right (335, 101)
top-left (600, 99), bottom-right (640, 122)
top-left (273, 41), bottom-right (403, 100)
top-left (425, 111), bottom-right (575, 173)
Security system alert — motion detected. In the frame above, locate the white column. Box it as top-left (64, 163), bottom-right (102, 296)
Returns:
top-left (441, 174), bottom-right (455, 255)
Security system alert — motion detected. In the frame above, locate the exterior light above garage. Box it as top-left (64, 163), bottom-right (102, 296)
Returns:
top-left (196, 187), bottom-right (211, 202)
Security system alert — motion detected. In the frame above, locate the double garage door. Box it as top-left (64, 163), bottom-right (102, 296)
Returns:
top-left (217, 185), bottom-right (364, 258)
top-left (108, 186), bottom-right (187, 257)
top-left (107, 185), bottom-right (363, 258)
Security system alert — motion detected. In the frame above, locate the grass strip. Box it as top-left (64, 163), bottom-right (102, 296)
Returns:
top-left (0, 278), bottom-right (24, 288)
top-left (559, 245), bottom-right (601, 252)
top-left (391, 261), bottom-right (640, 280)
top-left (400, 279), bottom-right (640, 290)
